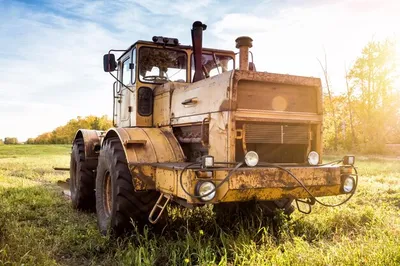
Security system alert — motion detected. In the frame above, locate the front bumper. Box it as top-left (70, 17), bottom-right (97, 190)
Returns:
top-left (221, 166), bottom-right (342, 202)
top-left (153, 163), bottom-right (354, 204)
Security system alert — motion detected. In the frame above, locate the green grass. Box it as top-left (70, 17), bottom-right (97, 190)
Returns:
top-left (0, 144), bottom-right (70, 158)
top-left (0, 145), bottom-right (399, 265)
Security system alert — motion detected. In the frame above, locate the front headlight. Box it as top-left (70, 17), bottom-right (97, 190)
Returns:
top-left (342, 176), bottom-right (355, 193)
top-left (196, 181), bottom-right (216, 201)
top-left (244, 151), bottom-right (259, 167)
top-left (307, 151), bottom-right (320, 165)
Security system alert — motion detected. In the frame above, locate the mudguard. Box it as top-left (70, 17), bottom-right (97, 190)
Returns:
top-left (102, 127), bottom-right (185, 190)
top-left (102, 127), bottom-right (185, 164)
top-left (72, 129), bottom-right (104, 162)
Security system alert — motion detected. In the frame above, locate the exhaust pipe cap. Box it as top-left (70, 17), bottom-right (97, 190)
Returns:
top-left (193, 21), bottom-right (207, 30)
top-left (235, 36), bottom-right (253, 49)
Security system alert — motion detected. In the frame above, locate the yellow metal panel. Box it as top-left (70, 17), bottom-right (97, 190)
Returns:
top-left (155, 168), bottom-right (176, 193)
top-left (153, 91), bottom-right (171, 126)
top-left (105, 127), bottom-right (185, 165)
top-left (208, 112), bottom-right (229, 162)
top-left (221, 185), bottom-right (341, 202)
top-left (228, 167), bottom-right (339, 189)
top-left (170, 71), bottom-right (232, 119)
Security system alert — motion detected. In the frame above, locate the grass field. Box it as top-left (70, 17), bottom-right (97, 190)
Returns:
top-left (0, 145), bottom-right (399, 265)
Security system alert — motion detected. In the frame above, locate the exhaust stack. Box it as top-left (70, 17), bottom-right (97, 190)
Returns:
top-left (192, 21), bottom-right (207, 82)
top-left (235, 36), bottom-right (253, 71)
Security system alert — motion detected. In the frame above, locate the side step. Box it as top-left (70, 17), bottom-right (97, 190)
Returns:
top-left (295, 198), bottom-right (315, 214)
top-left (148, 193), bottom-right (171, 224)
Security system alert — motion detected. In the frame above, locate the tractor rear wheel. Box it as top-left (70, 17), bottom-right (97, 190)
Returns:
top-left (95, 137), bottom-right (161, 236)
top-left (70, 139), bottom-right (96, 211)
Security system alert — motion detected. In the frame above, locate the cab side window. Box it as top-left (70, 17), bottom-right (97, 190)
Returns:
top-left (122, 57), bottom-right (131, 85)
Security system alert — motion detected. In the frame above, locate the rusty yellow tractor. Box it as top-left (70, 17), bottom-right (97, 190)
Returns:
top-left (69, 21), bottom-right (358, 235)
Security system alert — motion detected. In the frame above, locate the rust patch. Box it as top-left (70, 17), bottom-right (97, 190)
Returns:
top-left (130, 165), bottom-right (156, 190)
top-left (228, 167), bottom-right (341, 190)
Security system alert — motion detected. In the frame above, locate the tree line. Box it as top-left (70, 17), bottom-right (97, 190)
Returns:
top-left (0, 137), bottom-right (18, 145)
top-left (25, 115), bottom-right (113, 144)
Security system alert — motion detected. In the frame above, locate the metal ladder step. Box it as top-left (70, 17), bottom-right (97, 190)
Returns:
top-left (148, 193), bottom-right (171, 224)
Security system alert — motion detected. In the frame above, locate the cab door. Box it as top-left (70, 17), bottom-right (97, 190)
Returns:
top-left (118, 49), bottom-right (136, 127)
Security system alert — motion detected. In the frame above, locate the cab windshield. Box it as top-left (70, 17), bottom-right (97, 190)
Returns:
top-left (138, 47), bottom-right (188, 83)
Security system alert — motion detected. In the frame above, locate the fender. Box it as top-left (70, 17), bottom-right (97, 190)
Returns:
top-left (102, 127), bottom-right (185, 164)
top-left (72, 129), bottom-right (105, 163)
top-left (102, 127), bottom-right (185, 190)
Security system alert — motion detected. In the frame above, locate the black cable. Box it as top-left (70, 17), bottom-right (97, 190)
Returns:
top-left (179, 162), bottom-right (244, 199)
top-left (109, 72), bottom-right (135, 93)
top-left (258, 162), bottom-right (358, 207)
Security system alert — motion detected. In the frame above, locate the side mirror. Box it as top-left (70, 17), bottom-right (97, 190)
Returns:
top-left (103, 53), bottom-right (117, 72)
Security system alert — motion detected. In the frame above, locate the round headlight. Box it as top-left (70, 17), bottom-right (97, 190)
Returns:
top-left (197, 181), bottom-right (216, 201)
top-left (308, 151), bottom-right (319, 165)
top-left (343, 176), bottom-right (355, 193)
top-left (244, 151), bottom-right (259, 167)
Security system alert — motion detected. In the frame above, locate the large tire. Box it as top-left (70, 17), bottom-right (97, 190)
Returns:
top-left (214, 199), bottom-right (294, 224)
top-left (70, 139), bottom-right (96, 211)
top-left (95, 137), bottom-right (161, 236)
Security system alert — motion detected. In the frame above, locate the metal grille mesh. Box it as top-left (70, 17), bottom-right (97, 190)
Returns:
top-left (244, 124), bottom-right (309, 144)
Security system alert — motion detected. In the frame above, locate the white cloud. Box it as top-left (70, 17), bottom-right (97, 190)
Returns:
top-left (211, 0), bottom-right (400, 92)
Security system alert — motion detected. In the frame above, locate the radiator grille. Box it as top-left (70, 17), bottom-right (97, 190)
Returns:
top-left (244, 124), bottom-right (309, 144)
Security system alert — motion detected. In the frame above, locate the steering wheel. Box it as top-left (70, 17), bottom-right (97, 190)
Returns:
top-left (143, 75), bottom-right (168, 82)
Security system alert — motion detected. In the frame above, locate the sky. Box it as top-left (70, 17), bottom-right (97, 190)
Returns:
top-left (0, 0), bottom-right (399, 141)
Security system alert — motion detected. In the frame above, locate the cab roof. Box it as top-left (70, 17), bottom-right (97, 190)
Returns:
top-left (117, 40), bottom-right (235, 60)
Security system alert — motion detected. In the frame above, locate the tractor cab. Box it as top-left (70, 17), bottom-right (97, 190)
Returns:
top-left (103, 36), bottom-right (235, 128)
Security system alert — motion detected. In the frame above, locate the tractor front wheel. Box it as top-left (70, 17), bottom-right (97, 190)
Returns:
top-left (95, 137), bottom-right (161, 236)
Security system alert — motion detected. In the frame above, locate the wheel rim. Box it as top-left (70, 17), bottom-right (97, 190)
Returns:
top-left (104, 171), bottom-right (112, 216)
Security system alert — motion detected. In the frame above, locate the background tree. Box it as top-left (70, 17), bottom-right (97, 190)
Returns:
top-left (321, 38), bottom-right (398, 152)
top-left (345, 65), bottom-right (357, 149)
top-left (347, 39), bottom-right (398, 152)
top-left (4, 137), bottom-right (18, 145)
top-left (28, 115), bottom-right (112, 144)
top-left (26, 138), bottom-right (35, 144)
top-left (318, 52), bottom-right (339, 151)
